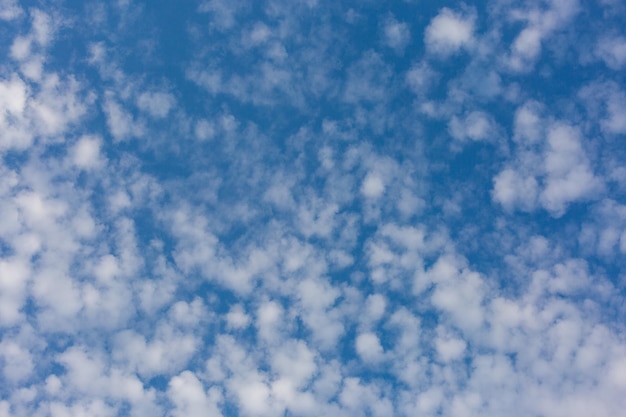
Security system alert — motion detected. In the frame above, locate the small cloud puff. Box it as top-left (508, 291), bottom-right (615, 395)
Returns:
top-left (137, 91), bottom-right (175, 118)
top-left (356, 332), bottom-right (384, 363)
top-left (424, 8), bottom-right (475, 56)
top-left (540, 124), bottom-right (604, 216)
top-left (169, 371), bottom-right (224, 417)
top-left (361, 173), bottom-right (385, 199)
top-left (596, 36), bottom-right (626, 70)
top-left (382, 17), bottom-right (410, 52)
top-left (226, 304), bottom-right (250, 329)
top-left (69, 135), bottom-right (104, 170)
top-left (448, 111), bottom-right (497, 142)
top-left (492, 168), bottom-right (539, 212)
top-left (0, 0), bottom-right (22, 20)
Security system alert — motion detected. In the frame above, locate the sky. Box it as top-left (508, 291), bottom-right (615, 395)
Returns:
top-left (1, 0), bottom-right (626, 416)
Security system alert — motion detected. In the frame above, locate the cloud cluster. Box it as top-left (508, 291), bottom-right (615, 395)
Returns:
top-left (1, 1), bottom-right (625, 417)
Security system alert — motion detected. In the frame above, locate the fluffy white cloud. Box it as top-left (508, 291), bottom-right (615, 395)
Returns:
top-left (343, 51), bottom-right (391, 103)
top-left (1, 1), bottom-right (625, 416)
top-left (405, 61), bottom-right (438, 95)
top-left (578, 81), bottom-right (626, 136)
top-left (136, 91), bottom-right (175, 118)
top-left (168, 371), bottom-right (223, 417)
top-left (492, 168), bottom-right (539, 212)
top-left (424, 8), bottom-right (475, 56)
top-left (271, 340), bottom-right (317, 387)
top-left (112, 326), bottom-right (198, 377)
top-left (493, 116), bottom-right (603, 216)
top-left (0, 0), bottom-right (21, 20)
top-left (540, 123), bottom-right (603, 215)
top-left (596, 36), bottom-right (626, 70)
top-left (69, 135), bottom-right (104, 170)
top-left (104, 94), bottom-right (145, 141)
top-left (448, 111), bottom-right (497, 142)
top-left (383, 17), bottom-right (410, 52)
top-left (428, 255), bottom-right (486, 333)
top-left (505, 0), bottom-right (580, 71)
top-left (361, 172), bottom-right (385, 199)
top-left (225, 304), bottom-right (251, 329)
top-left (435, 326), bottom-right (467, 362)
top-left (513, 100), bottom-right (545, 144)
top-left (0, 75), bottom-right (27, 119)
top-left (355, 332), bottom-right (384, 363)
top-left (0, 258), bottom-right (30, 327)
top-left (0, 340), bottom-right (34, 383)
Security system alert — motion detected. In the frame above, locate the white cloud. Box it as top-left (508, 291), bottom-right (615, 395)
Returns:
top-left (47, 400), bottom-right (117, 417)
top-left (186, 67), bottom-right (223, 95)
top-left (383, 17), bottom-right (410, 52)
top-left (513, 100), bottom-right (545, 144)
top-left (0, 74), bottom-right (27, 149)
top-left (435, 326), bottom-right (467, 362)
top-left (578, 199), bottom-right (626, 257)
top-left (271, 340), bottom-right (317, 387)
top-left (0, 339), bottom-right (34, 383)
top-left (264, 174), bottom-right (296, 210)
top-left (505, 0), bottom-right (581, 72)
top-left (492, 168), bottom-right (539, 212)
top-left (493, 116), bottom-right (603, 216)
top-left (296, 198), bottom-right (339, 238)
top-left (511, 27), bottom-right (542, 65)
top-left (424, 8), bottom-right (475, 56)
top-left (364, 293), bottom-right (386, 324)
top-left (169, 298), bottom-right (207, 327)
top-left (10, 36), bottom-right (31, 61)
top-left (355, 332), bottom-right (384, 363)
top-left (136, 91), bottom-right (175, 118)
top-left (295, 278), bottom-right (345, 351)
top-left (9, 9), bottom-right (52, 52)
top-left (1, 1), bottom-right (626, 416)
top-left (7, 10), bottom-right (56, 82)
top-left (0, 258), bottom-right (30, 327)
top-left (540, 123), bottom-right (603, 215)
top-left (0, 72), bottom-right (88, 150)
top-left (57, 346), bottom-right (108, 395)
top-left (448, 111), bottom-right (496, 142)
top-left (256, 300), bottom-right (284, 343)
top-left (30, 9), bottom-right (53, 46)
top-left (220, 306), bottom-right (247, 332)
top-left (405, 61), bottom-right (438, 95)
top-left (198, 0), bottom-right (245, 31)
top-left (0, 0), bottom-right (21, 20)
top-left (339, 378), bottom-right (393, 417)
top-left (343, 51), bottom-right (391, 103)
top-left (0, 75), bottom-right (27, 118)
top-left (104, 94), bottom-right (145, 141)
top-left (244, 22), bottom-right (272, 47)
top-left (194, 119), bottom-right (215, 140)
top-left (579, 82), bottom-right (626, 136)
top-left (112, 325), bottom-right (198, 378)
top-left (168, 371), bottom-right (223, 417)
top-left (69, 135), bottom-right (104, 170)
top-left (602, 92), bottom-right (626, 135)
top-left (361, 172), bottom-right (385, 199)
top-left (597, 36), bottom-right (626, 70)
top-left (232, 378), bottom-right (275, 416)
top-left (428, 254), bottom-right (485, 333)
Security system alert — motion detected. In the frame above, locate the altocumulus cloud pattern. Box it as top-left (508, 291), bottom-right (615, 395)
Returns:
top-left (1, 0), bottom-right (626, 416)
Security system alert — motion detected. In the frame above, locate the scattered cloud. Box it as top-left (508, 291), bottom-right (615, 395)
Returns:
top-left (382, 16), bottom-right (411, 53)
top-left (424, 8), bottom-right (475, 56)
top-left (1, 2), bottom-right (625, 417)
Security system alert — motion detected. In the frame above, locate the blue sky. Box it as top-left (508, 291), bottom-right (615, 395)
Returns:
top-left (1, 0), bottom-right (626, 416)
